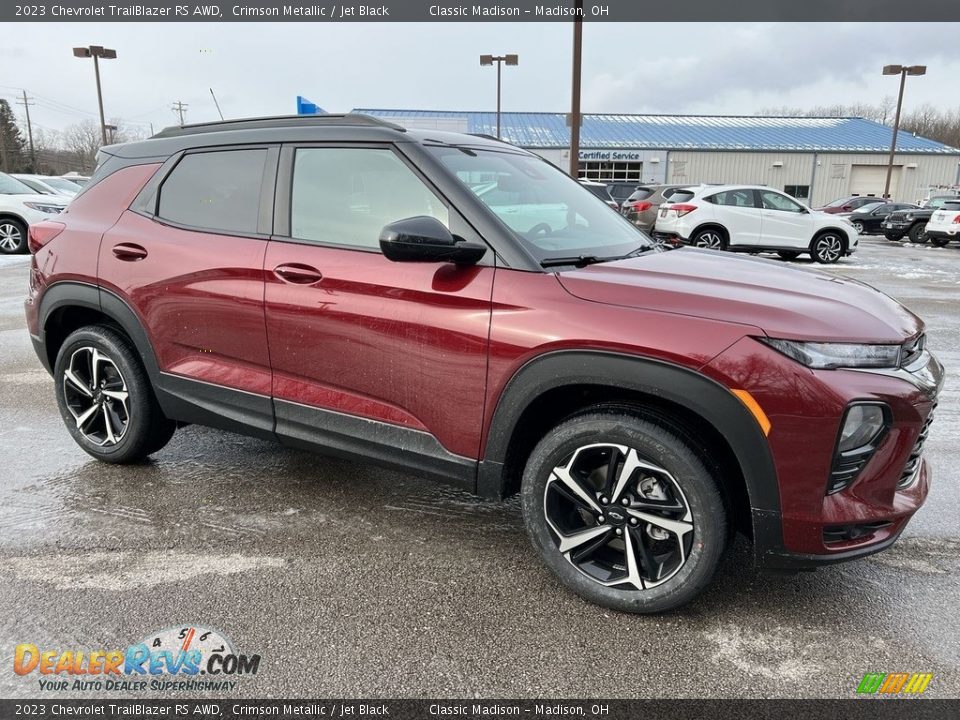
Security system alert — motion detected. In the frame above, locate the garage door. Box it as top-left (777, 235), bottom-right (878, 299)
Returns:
top-left (850, 164), bottom-right (900, 198)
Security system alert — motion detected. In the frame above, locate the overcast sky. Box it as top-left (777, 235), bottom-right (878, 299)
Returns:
top-left (3, 22), bottom-right (960, 138)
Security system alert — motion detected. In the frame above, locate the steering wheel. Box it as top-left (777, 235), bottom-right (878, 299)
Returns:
top-left (526, 222), bottom-right (552, 238)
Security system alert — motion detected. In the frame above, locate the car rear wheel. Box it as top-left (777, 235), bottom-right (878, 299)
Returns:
top-left (521, 411), bottom-right (726, 613)
top-left (691, 228), bottom-right (726, 250)
top-left (908, 223), bottom-right (928, 244)
top-left (0, 218), bottom-right (27, 255)
top-left (930, 236), bottom-right (951, 248)
top-left (54, 325), bottom-right (176, 463)
top-left (777, 251), bottom-right (801, 261)
top-left (811, 232), bottom-right (845, 264)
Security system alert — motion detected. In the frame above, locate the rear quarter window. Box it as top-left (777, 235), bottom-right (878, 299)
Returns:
top-left (157, 149), bottom-right (267, 234)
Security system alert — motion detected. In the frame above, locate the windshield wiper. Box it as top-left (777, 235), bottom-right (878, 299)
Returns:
top-left (539, 246), bottom-right (656, 268)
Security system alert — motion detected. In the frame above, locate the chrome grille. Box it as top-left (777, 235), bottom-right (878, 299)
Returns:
top-left (899, 404), bottom-right (936, 489)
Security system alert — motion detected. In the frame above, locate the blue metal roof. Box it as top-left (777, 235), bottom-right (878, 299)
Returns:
top-left (354, 109), bottom-right (960, 154)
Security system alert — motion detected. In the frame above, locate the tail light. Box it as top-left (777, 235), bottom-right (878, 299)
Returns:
top-left (952, 215), bottom-right (960, 224)
top-left (670, 204), bottom-right (698, 218)
top-left (630, 201), bottom-right (653, 212)
top-left (28, 221), bottom-right (65, 254)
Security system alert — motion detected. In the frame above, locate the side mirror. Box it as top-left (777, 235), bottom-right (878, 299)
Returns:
top-left (379, 216), bottom-right (487, 265)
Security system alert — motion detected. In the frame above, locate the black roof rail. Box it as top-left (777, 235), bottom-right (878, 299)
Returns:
top-left (151, 113), bottom-right (406, 138)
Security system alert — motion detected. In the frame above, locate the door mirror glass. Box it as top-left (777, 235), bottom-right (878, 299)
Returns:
top-left (380, 216), bottom-right (486, 265)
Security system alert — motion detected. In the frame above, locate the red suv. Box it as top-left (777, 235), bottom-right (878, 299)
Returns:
top-left (24, 115), bottom-right (943, 613)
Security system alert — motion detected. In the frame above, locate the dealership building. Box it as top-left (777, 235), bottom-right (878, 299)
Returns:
top-left (347, 107), bottom-right (960, 207)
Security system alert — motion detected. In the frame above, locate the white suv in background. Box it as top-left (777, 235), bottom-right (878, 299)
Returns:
top-left (0, 172), bottom-right (68, 254)
top-left (654, 185), bottom-right (858, 264)
top-left (923, 199), bottom-right (960, 247)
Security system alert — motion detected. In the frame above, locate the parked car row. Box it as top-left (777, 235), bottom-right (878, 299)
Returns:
top-left (11, 173), bottom-right (85, 197)
top-left (0, 172), bottom-right (70, 254)
top-left (882, 195), bottom-right (960, 244)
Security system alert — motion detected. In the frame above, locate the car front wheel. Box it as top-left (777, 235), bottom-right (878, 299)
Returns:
top-left (811, 232), bottom-right (845, 264)
top-left (521, 411), bottom-right (726, 613)
top-left (851, 220), bottom-right (865, 234)
top-left (885, 233), bottom-right (903, 242)
top-left (54, 325), bottom-right (176, 463)
top-left (0, 218), bottom-right (27, 255)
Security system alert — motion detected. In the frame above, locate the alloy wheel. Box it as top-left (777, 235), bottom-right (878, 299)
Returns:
top-left (543, 443), bottom-right (694, 590)
top-left (0, 222), bottom-right (23, 252)
top-left (852, 221), bottom-right (864, 234)
top-left (61, 346), bottom-right (131, 446)
top-left (694, 231), bottom-right (723, 249)
top-left (816, 234), bottom-right (843, 262)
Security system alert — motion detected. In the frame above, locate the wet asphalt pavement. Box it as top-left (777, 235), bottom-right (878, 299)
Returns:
top-left (0, 237), bottom-right (958, 699)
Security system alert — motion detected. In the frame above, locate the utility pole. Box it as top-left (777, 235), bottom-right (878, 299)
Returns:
top-left (16, 90), bottom-right (36, 170)
top-left (172, 101), bottom-right (189, 125)
top-left (568, 0), bottom-right (584, 177)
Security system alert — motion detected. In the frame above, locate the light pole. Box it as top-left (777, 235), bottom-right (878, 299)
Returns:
top-left (569, 0), bottom-right (584, 178)
top-left (882, 64), bottom-right (926, 200)
top-left (480, 53), bottom-right (518, 140)
top-left (73, 45), bottom-right (117, 146)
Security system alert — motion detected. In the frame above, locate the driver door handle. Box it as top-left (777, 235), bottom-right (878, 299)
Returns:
top-left (273, 263), bottom-right (323, 285)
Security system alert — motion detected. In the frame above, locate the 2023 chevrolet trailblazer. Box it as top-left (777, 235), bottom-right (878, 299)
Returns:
top-left (24, 115), bottom-right (943, 612)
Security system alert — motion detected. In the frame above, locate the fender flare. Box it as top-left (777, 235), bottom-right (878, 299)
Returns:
top-left (38, 281), bottom-right (161, 380)
top-left (478, 350), bottom-right (781, 517)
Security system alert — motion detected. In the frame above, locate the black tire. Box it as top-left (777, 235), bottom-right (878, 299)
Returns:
top-left (908, 222), bottom-right (928, 244)
top-left (521, 411), bottom-right (726, 614)
top-left (53, 325), bottom-right (176, 463)
top-left (690, 227), bottom-right (727, 251)
top-left (777, 250), bottom-right (801, 261)
top-left (0, 217), bottom-right (28, 255)
top-left (884, 233), bottom-right (903, 242)
top-left (930, 236), bottom-right (951, 248)
top-left (811, 231), bottom-right (845, 264)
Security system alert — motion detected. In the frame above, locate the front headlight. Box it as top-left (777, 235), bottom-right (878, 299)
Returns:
top-left (759, 338), bottom-right (900, 369)
top-left (904, 213), bottom-right (915, 221)
top-left (23, 202), bottom-right (65, 215)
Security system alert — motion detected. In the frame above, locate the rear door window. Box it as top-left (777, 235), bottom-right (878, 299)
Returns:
top-left (707, 189), bottom-right (758, 208)
top-left (158, 149), bottom-right (267, 234)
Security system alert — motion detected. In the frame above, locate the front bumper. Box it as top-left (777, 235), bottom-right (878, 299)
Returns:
top-left (704, 338), bottom-right (944, 570)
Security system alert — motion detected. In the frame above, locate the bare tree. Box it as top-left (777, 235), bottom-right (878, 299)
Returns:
top-left (62, 120), bottom-right (103, 173)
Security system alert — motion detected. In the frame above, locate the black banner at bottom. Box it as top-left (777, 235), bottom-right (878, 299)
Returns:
top-left (0, 699), bottom-right (957, 720)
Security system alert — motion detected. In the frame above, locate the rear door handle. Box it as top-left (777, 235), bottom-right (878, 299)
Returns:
top-left (273, 263), bottom-right (323, 285)
top-left (112, 243), bottom-right (148, 261)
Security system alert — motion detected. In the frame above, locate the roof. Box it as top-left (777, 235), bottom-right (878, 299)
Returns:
top-left (354, 109), bottom-right (960, 154)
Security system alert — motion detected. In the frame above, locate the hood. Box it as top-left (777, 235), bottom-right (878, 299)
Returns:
top-left (555, 248), bottom-right (921, 343)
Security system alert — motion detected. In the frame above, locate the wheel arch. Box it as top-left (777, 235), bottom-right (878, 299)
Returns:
top-left (0, 211), bottom-right (29, 227)
top-left (811, 226), bottom-right (850, 250)
top-left (478, 351), bottom-right (780, 541)
top-left (38, 282), bottom-right (161, 381)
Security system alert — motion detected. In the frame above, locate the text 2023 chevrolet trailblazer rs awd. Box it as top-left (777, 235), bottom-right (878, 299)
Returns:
top-left (24, 115), bottom-right (944, 612)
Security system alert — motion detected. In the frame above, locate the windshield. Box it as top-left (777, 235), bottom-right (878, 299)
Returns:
top-left (428, 145), bottom-right (651, 262)
top-left (0, 173), bottom-right (38, 195)
top-left (929, 196), bottom-right (959, 209)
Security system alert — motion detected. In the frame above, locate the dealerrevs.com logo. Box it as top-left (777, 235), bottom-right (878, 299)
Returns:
top-left (856, 672), bottom-right (933, 695)
top-left (14, 625), bottom-right (260, 692)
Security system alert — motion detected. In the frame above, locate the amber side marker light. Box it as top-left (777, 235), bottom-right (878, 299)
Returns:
top-left (731, 389), bottom-right (771, 436)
